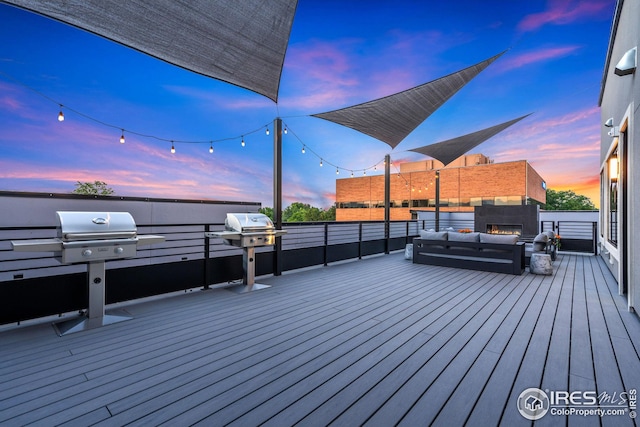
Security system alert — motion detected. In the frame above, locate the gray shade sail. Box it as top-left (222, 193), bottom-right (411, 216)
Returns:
top-left (311, 50), bottom-right (506, 149)
top-left (409, 114), bottom-right (531, 166)
top-left (3, 0), bottom-right (297, 102)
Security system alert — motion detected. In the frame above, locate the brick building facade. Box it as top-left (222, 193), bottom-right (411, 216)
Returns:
top-left (335, 154), bottom-right (546, 221)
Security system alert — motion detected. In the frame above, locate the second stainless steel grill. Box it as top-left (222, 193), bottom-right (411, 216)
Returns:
top-left (206, 213), bottom-right (286, 292)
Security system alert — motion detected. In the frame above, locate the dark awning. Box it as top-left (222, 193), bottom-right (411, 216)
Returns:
top-left (2, 0), bottom-right (298, 102)
top-left (409, 114), bottom-right (531, 166)
top-left (311, 51), bottom-right (506, 149)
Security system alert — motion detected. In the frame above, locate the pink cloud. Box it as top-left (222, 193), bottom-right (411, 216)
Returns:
top-left (497, 46), bottom-right (581, 72)
top-left (286, 41), bottom-right (359, 90)
top-left (518, 0), bottom-right (612, 32)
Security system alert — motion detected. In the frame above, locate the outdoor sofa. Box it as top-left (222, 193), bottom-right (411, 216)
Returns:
top-left (413, 230), bottom-right (525, 275)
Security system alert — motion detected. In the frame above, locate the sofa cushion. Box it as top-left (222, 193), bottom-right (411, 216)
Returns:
top-left (448, 231), bottom-right (480, 242)
top-left (419, 230), bottom-right (448, 240)
top-left (479, 233), bottom-right (519, 245)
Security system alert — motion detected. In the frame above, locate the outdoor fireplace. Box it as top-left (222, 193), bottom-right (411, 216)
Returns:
top-left (475, 205), bottom-right (539, 239)
top-left (486, 224), bottom-right (522, 236)
top-left (486, 224), bottom-right (523, 236)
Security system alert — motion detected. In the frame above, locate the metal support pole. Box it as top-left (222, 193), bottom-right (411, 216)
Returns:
top-left (53, 260), bottom-right (131, 336)
top-left (87, 261), bottom-right (105, 320)
top-left (273, 117), bottom-right (283, 276)
top-left (227, 246), bottom-right (270, 294)
top-left (435, 169), bottom-right (440, 231)
top-left (384, 154), bottom-right (390, 254)
top-left (243, 246), bottom-right (256, 286)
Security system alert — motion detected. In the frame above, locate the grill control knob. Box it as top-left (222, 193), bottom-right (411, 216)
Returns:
top-left (114, 247), bottom-right (124, 254)
top-left (82, 249), bottom-right (92, 257)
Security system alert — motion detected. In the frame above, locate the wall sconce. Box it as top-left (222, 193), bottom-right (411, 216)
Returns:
top-left (609, 156), bottom-right (618, 181)
top-left (608, 126), bottom-right (620, 137)
top-left (615, 46), bottom-right (637, 76)
top-left (604, 117), bottom-right (614, 127)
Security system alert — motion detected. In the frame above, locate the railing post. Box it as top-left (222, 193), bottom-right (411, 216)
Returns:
top-left (406, 221), bottom-right (409, 245)
top-left (358, 222), bottom-right (363, 260)
top-left (203, 224), bottom-right (211, 290)
top-left (324, 222), bottom-right (329, 266)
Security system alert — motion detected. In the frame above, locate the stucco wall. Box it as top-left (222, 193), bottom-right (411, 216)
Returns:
top-left (599, 0), bottom-right (639, 310)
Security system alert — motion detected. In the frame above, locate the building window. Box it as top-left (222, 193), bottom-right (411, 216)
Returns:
top-left (495, 196), bottom-right (524, 205)
top-left (608, 147), bottom-right (618, 247)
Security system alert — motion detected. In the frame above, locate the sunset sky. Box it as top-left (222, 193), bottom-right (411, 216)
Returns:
top-left (0, 1), bottom-right (615, 209)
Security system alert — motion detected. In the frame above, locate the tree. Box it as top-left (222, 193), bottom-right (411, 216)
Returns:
top-left (320, 205), bottom-right (336, 221)
top-left (72, 181), bottom-right (115, 196)
top-left (259, 207), bottom-right (274, 220)
top-left (544, 189), bottom-right (596, 211)
top-left (261, 203), bottom-right (336, 222)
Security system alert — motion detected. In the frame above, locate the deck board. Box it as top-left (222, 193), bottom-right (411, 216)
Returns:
top-left (0, 252), bottom-right (639, 426)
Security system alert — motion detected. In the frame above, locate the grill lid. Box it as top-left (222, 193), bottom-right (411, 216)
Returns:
top-left (56, 211), bottom-right (137, 241)
top-left (225, 213), bottom-right (275, 233)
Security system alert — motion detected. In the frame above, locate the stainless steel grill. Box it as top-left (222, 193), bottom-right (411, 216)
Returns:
top-left (11, 211), bottom-right (164, 335)
top-left (206, 213), bottom-right (286, 293)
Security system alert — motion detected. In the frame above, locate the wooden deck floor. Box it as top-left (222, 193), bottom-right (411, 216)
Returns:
top-left (1, 253), bottom-right (639, 426)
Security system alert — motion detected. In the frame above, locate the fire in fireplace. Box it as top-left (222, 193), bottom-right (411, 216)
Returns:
top-left (486, 224), bottom-right (523, 236)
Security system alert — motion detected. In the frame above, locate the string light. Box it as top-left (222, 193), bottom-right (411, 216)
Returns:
top-left (38, 78), bottom-right (386, 177)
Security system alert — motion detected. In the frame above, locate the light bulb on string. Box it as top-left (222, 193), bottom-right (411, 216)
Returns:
top-left (241, 137), bottom-right (245, 147)
top-left (209, 142), bottom-right (214, 153)
top-left (363, 170), bottom-right (366, 176)
top-left (301, 146), bottom-right (306, 154)
top-left (119, 130), bottom-right (125, 144)
top-left (336, 168), bottom-right (339, 175)
top-left (284, 126), bottom-right (288, 134)
top-left (57, 105), bottom-right (64, 122)
top-left (319, 159), bottom-right (323, 167)
top-left (265, 127), bottom-right (270, 136)
top-left (171, 141), bottom-right (175, 154)
top-left (351, 171), bottom-right (354, 178)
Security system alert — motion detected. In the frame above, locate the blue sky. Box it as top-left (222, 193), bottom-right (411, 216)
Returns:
top-left (0, 1), bottom-right (614, 209)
